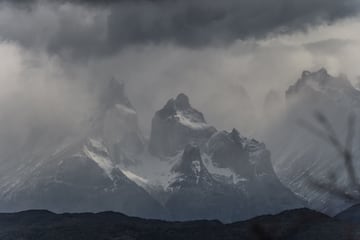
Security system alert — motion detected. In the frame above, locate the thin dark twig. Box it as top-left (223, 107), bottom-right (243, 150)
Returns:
top-left (297, 118), bottom-right (344, 156)
top-left (344, 114), bottom-right (359, 189)
top-left (307, 175), bottom-right (358, 201)
top-left (346, 114), bottom-right (356, 150)
top-left (297, 120), bottom-right (333, 144)
top-left (300, 112), bottom-right (360, 202)
top-left (314, 111), bottom-right (344, 153)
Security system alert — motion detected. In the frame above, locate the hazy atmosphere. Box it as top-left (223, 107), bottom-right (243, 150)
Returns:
top-left (1, 1), bottom-right (360, 239)
top-left (1, 0), bottom-right (360, 138)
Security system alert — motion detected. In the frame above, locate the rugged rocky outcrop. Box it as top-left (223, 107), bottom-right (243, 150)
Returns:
top-left (149, 93), bottom-right (216, 157)
top-left (147, 94), bottom-right (304, 221)
top-left (165, 144), bottom-right (247, 222)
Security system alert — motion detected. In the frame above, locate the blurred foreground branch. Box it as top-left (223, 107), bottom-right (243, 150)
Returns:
top-left (299, 112), bottom-right (360, 202)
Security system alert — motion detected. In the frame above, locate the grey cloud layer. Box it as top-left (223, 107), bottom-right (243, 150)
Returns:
top-left (0, 0), bottom-right (359, 58)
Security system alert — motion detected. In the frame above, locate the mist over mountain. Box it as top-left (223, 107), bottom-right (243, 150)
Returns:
top-left (1, 0), bottom-right (360, 238)
top-left (0, 79), bottom-right (305, 222)
top-left (266, 68), bottom-right (360, 215)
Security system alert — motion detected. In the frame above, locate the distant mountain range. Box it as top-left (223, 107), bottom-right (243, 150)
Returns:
top-left (0, 77), bottom-right (303, 222)
top-left (2, 68), bottom-right (359, 222)
top-left (0, 206), bottom-right (359, 240)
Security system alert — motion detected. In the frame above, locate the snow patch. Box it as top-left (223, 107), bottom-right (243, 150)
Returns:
top-left (191, 160), bottom-right (201, 174)
top-left (83, 145), bottom-right (114, 179)
top-left (175, 111), bottom-right (210, 129)
top-left (203, 154), bottom-right (247, 184)
top-left (115, 104), bottom-right (137, 115)
top-left (117, 152), bottom-right (178, 190)
top-left (122, 169), bottom-right (149, 185)
top-left (88, 138), bottom-right (109, 154)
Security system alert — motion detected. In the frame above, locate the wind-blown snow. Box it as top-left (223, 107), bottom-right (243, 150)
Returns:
top-left (122, 169), bottom-right (149, 185)
top-left (115, 104), bottom-right (137, 115)
top-left (175, 111), bottom-right (210, 129)
top-left (119, 152), bottom-right (182, 190)
top-left (203, 154), bottom-right (247, 184)
top-left (83, 144), bottom-right (114, 179)
top-left (88, 138), bottom-right (109, 154)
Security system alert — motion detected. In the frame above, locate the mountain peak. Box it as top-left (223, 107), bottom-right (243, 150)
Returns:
top-left (175, 93), bottom-right (191, 110)
top-left (287, 68), bottom-right (353, 98)
top-left (301, 68), bottom-right (328, 78)
top-left (100, 78), bottom-right (133, 110)
top-left (159, 93), bottom-right (192, 118)
top-left (300, 68), bottom-right (329, 80)
top-left (230, 128), bottom-right (241, 143)
top-left (149, 94), bottom-right (216, 156)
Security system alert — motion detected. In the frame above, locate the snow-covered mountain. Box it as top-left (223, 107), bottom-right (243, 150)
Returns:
top-left (149, 93), bottom-right (216, 157)
top-left (286, 68), bottom-right (360, 107)
top-left (269, 68), bottom-right (360, 215)
top-left (0, 79), bottom-right (304, 222)
top-left (0, 79), bottom-right (165, 219)
top-left (147, 92), bottom-right (303, 221)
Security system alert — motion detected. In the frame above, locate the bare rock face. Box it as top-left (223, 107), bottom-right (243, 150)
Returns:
top-left (168, 144), bottom-right (215, 190)
top-left (149, 93), bottom-right (216, 157)
top-left (165, 144), bottom-right (248, 222)
top-left (148, 94), bottom-right (304, 221)
top-left (206, 129), bottom-right (252, 178)
top-left (205, 128), bottom-right (303, 218)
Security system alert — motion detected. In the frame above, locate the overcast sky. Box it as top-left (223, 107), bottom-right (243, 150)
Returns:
top-left (0, 0), bottom-right (360, 149)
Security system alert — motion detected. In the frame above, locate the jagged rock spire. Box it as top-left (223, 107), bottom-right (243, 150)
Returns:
top-left (149, 93), bottom-right (216, 157)
top-left (172, 144), bottom-right (203, 175)
top-left (100, 78), bottom-right (133, 110)
top-left (175, 93), bottom-right (191, 110)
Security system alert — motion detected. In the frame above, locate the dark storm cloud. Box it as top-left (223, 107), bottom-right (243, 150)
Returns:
top-left (107, 0), bottom-right (360, 46)
top-left (0, 0), bottom-right (359, 58)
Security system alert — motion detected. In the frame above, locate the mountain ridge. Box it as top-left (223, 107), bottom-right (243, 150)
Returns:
top-left (0, 208), bottom-right (358, 240)
top-left (0, 79), bottom-right (304, 222)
